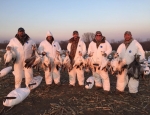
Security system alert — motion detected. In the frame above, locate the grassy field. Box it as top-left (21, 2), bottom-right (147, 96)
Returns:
top-left (0, 51), bottom-right (150, 115)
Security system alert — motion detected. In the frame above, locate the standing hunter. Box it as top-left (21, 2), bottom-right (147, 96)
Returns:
top-left (38, 31), bottom-right (62, 90)
top-left (67, 31), bottom-right (86, 87)
top-left (116, 31), bottom-right (145, 96)
top-left (6, 27), bottom-right (36, 88)
top-left (88, 31), bottom-right (112, 95)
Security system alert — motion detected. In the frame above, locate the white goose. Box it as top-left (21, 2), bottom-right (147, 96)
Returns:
top-left (41, 52), bottom-right (51, 72)
top-left (1, 82), bottom-right (38, 114)
top-left (24, 45), bottom-right (41, 69)
top-left (113, 52), bottom-right (119, 59)
top-left (0, 66), bottom-right (12, 78)
top-left (73, 51), bottom-right (86, 70)
top-left (140, 61), bottom-right (150, 77)
top-left (99, 51), bottom-right (109, 71)
top-left (143, 61), bottom-right (150, 75)
top-left (28, 76), bottom-right (43, 90)
top-left (84, 52), bottom-right (94, 72)
top-left (90, 51), bottom-right (109, 72)
top-left (54, 51), bottom-right (62, 71)
top-left (85, 57), bottom-right (97, 72)
top-left (85, 76), bottom-right (94, 89)
top-left (110, 53), bottom-right (127, 75)
top-left (148, 56), bottom-right (150, 64)
top-left (4, 46), bottom-right (16, 66)
top-left (1, 76), bottom-right (42, 112)
top-left (31, 46), bottom-right (41, 68)
top-left (62, 51), bottom-right (72, 72)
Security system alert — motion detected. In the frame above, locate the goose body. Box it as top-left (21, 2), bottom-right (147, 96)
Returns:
top-left (54, 51), bottom-right (62, 70)
top-left (29, 76), bottom-right (43, 90)
top-left (4, 47), bottom-right (16, 66)
top-left (63, 53), bottom-right (72, 72)
top-left (0, 66), bottom-right (12, 77)
top-left (3, 87), bottom-right (30, 107)
top-left (85, 76), bottom-right (94, 89)
top-left (41, 53), bottom-right (51, 71)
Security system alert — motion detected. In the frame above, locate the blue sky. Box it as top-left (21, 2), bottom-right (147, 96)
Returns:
top-left (0, 0), bottom-right (150, 43)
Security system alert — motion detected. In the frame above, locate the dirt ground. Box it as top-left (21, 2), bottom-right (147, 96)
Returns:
top-left (0, 52), bottom-right (150, 115)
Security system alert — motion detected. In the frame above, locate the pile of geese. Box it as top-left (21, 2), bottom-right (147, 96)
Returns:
top-left (1, 45), bottom-right (150, 114)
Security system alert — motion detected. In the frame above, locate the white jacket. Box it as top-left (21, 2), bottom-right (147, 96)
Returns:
top-left (67, 39), bottom-right (86, 60)
top-left (88, 40), bottom-right (112, 63)
top-left (38, 32), bottom-right (61, 60)
top-left (117, 40), bottom-right (145, 65)
top-left (7, 38), bottom-right (36, 63)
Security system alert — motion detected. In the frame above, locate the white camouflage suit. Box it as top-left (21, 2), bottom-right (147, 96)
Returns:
top-left (7, 36), bottom-right (36, 89)
top-left (67, 39), bottom-right (86, 86)
top-left (117, 39), bottom-right (145, 93)
top-left (38, 31), bottom-right (61, 85)
top-left (88, 39), bottom-right (112, 91)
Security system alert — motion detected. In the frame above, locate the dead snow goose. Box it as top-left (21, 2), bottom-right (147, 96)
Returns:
top-left (4, 46), bottom-right (16, 66)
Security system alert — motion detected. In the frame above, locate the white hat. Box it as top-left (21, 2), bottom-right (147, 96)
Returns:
top-left (46, 31), bottom-right (53, 37)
